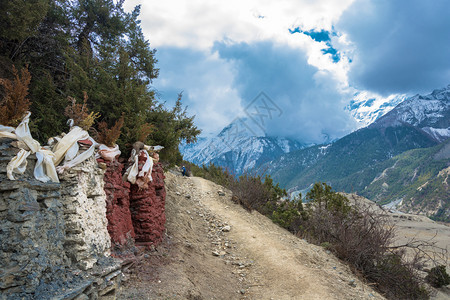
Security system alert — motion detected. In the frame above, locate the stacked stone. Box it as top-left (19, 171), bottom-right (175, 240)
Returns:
top-left (97, 158), bottom-right (135, 247)
top-left (59, 155), bottom-right (111, 271)
top-left (129, 154), bottom-right (166, 247)
top-left (0, 138), bottom-right (69, 297)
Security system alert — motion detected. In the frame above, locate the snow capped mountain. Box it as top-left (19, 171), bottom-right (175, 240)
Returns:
top-left (180, 117), bottom-right (305, 174)
top-left (182, 85), bottom-right (450, 175)
top-left (371, 84), bottom-right (450, 141)
top-left (264, 84), bottom-right (450, 207)
top-left (345, 91), bottom-right (407, 126)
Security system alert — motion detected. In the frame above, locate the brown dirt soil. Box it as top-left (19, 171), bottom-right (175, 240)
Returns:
top-left (118, 173), bottom-right (385, 299)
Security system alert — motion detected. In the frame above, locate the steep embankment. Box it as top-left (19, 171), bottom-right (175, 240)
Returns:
top-left (119, 173), bottom-right (384, 299)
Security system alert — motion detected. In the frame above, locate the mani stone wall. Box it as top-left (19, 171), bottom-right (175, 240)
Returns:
top-left (0, 139), bottom-right (69, 297)
top-left (59, 155), bottom-right (111, 270)
top-left (129, 154), bottom-right (166, 248)
top-left (0, 139), bottom-right (121, 300)
top-left (98, 158), bottom-right (135, 248)
top-left (99, 154), bottom-right (166, 250)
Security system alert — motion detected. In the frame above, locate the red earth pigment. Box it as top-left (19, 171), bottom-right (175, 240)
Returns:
top-left (97, 158), bottom-right (135, 247)
top-left (129, 153), bottom-right (166, 248)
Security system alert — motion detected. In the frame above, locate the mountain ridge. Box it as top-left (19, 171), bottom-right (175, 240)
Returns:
top-left (266, 84), bottom-right (450, 220)
top-left (180, 117), bottom-right (305, 174)
top-left (180, 89), bottom-right (410, 174)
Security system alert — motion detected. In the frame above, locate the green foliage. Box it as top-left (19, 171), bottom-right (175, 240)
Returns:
top-left (0, 0), bottom-right (49, 42)
top-left (147, 94), bottom-right (201, 165)
top-left (270, 196), bottom-right (305, 233)
top-left (426, 265), bottom-right (450, 288)
top-left (306, 182), bottom-right (351, 215)
top-left (0, 0), bottom-right (200, 163)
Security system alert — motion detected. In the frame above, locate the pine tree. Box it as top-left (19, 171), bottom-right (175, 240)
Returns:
top-left (0, 0), bottom-right (200, 163)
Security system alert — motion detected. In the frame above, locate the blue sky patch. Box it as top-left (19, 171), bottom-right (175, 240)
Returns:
top-left (321, 46), bottom-right (340, 63)
top-left (289, 27), bottom-right (331, 43)
top-left (290, 27), bottom-right (340, 63)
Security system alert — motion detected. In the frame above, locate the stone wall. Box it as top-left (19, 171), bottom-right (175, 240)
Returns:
top-left (0, 138), bottom-right (167, 299)
top-left (99, 155), bottom-right (166, 250)
top-left (59, 156), bottom-right (111, 271)
top-left (130, 163), bottom-right (166, 247)
top-left (98, 159), bottom-right (135, 248)
top-left (0, 139), bottom-right (119, 299)
top-left (1, 139), bottom-right (69, 297)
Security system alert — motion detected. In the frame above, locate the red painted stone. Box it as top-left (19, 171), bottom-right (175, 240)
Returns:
top-left (97, 158), bottom-right (135, 246)
top-left (99, 151), bottom-right (166, 251)
top-left (78, 139), bottom-right (93, 146)
top-left (130, 154), bottom-right (166, 247)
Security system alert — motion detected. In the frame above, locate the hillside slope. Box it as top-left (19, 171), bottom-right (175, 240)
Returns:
top-left (359, 140), bottom-right (450, 221)
top-left (119, 173), bottom-right (384, 299)
top-left (267, 84), bottom-right (450, 214)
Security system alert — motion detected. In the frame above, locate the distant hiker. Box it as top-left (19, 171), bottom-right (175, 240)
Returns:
top-left (181, 166), bottom-right (187, 176)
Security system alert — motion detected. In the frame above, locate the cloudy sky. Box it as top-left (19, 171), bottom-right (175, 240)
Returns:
top-left (124, 0), bottom-right (450, 143)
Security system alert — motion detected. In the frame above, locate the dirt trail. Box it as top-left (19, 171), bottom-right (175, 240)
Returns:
top-left (190, 176), bottom-right (383, 300)
top-left (119, 173), bottom-right (384, 299)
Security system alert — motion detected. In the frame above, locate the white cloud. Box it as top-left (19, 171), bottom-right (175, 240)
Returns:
top-left (123, 0), bottom-right (355, 84)
top-left (154, 47), bottom-right (243, 134)
top-left (124, 0), bottom-right (354, 49)
top-left (124, 0), bottom-right (450, 143)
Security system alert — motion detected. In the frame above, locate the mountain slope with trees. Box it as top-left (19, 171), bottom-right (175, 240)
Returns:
top-left (360, 140), bottom-right (450, 221)
top-left (266, 85), bottom-right (450, 219)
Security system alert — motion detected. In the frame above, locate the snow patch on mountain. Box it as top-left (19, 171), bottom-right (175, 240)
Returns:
top-left (372, 84), bottom-right (450, 131)
top-left (345, 91), bottom-right (407, 126)
top-left (180, 118), bottom-right (305, 174)
top-left (422, 127), bottom-right (450, 143)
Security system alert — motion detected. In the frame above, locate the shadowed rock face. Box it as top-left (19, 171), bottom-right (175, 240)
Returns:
top-left (0, 138), bottom-right (120, 299)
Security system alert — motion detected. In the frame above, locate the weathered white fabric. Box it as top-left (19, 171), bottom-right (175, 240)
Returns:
top-left (96, 144), bottom-right (121, 161)
top-left (125, 154), bottom-right (139, 184)
top-left (56, 137), bottom-right (97, 174)
top-left (143, 144), bottom-right (164, 152)
top-left (139, 150), bottom-right (153, 182)
top-left (0, 125), bottom-right (17, 139)
top-left (7, 149), bottom-right (30, 180)
top-left (124, 149), bottom-right (154, 184)
top-left (35, 149), bottom-right (59, 183)
top-left (14, 112), bottom-right (40, 153)
top-left (52, 126), bottom-right (89, 166)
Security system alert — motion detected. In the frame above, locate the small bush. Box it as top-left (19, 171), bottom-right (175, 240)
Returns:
top-left (302, 182), bottom-right (429, 299)
top-left (270, 197), bottom-right (305, 233)
top-left (189, 163), bottom-right (287, 214)
top-left (64, 92), bottom-right (100, 131)
top-left (426, 265), bottom-right (450, 288)
top-left (96, 115), bottom-right (124, 147)
top-left (370, 252), bottom-right (429, 299)
top-left (0, 65), bottom-right (32, 126)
